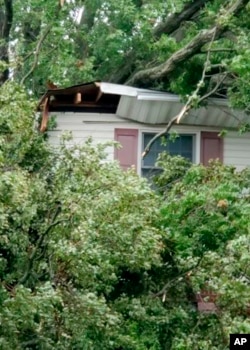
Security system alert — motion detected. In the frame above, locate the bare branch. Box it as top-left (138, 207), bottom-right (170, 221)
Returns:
top-left (142, 105), bottom-right (190, 158)
top-left (142, 77), bottom-right (226, 160)
top-left (19, 204), bottom-right (64, 285)
top-left (153, 257), bottom-right (203, 298)
top-left (199, 73), bottom-right (228, 103)
top-left (142, 71), bottom-right (226, 159)
top-left (20, 24), bottom-right (53, 85)
top-left (142, 28), bottom-right (218, 157)
top-left (176, 26), bottom-right (217, 123)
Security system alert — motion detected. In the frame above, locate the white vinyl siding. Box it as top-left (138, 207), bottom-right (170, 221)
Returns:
top-left (224, 132), bottom-right (250, 171)
top-left (48, 112), bottom-right (136, 162)
top-left (48, 113), bottom-right (200, 171)
top-left (48, 112), bottom-right (250, 173)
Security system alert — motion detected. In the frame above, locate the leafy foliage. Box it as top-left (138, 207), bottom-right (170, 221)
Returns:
top-left (0, 0), bottom-right (248, 110)
top-left (1, 82), bottom-right (250, 348)
top-left (0, 82), bottom-right (166, 349)
top-left (1, 0), bottom-right (250, 348)
top-left (152, 157), bottom-right (250, 349)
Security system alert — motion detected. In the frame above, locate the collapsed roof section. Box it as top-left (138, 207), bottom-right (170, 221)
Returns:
top-left (38, 81), bottom-right (120, 131)
top-left (38, 81), bottom-right (181, 131)
top-left (38, 81), bottom-right (248, 132)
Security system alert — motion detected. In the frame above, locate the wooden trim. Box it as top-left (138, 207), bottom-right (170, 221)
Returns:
top-left (40, 97), bottom-right (49, 132)
top-left (74, 93), bottom-right (82, 104)
top-left (95, 89), bottom-right (103, 102)
top-left (49, 105), bottom-right (117, 113)
top-left (50, 101), bottom-right (114, 108)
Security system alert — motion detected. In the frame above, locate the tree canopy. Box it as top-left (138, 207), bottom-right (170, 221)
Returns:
top-left (1, 1), bottom-right (250, 349)
top-left (1, 0), bottom-right (250, 112)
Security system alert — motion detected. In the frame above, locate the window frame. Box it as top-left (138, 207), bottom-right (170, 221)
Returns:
top-left (140, 131), bottom-right (197, 177)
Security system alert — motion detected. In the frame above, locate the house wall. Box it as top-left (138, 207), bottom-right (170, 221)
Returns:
top-left (224, 132), bottom-right (250, 171)
top-left (48, 112), bottom-right (250, 172)
top-left (48, 112), bottom-right (135, 162)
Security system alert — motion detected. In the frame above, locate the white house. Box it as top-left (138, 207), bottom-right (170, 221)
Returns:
top-left (38, 81), bottom-right (250, 176)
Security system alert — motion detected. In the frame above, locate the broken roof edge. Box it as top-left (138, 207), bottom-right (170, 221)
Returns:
top-left (38, 81), bottom-right (229, 108)
top-left (37, 81), bottom-right (100, 108)
top-left (38, 81), bottom-right (173, 102)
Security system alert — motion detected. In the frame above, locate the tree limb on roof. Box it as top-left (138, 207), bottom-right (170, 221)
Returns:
top-left (126, 0), bottom-right (249, 87)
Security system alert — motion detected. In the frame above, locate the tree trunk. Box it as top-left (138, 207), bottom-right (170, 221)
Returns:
top-left (153, 0), bottom-right (209, 38)
top-left (0, 0), bottom-right (13, 84)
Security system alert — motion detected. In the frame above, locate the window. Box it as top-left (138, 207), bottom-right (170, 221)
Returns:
top-left (141, 133), bottom-right (194, 178)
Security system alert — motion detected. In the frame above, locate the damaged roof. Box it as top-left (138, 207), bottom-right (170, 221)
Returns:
top-left (38, 81), bottom-right (248, 132)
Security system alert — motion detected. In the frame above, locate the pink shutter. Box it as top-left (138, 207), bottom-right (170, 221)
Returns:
top-left (114, 129), bottom-right (138, 170)
top-left (201, 132), bottom-right (223, 165)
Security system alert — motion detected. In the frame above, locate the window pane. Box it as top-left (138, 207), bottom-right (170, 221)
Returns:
top-left (141, 168), bottom-right (163, 180)
top-left (142, 133), bottom-right (194, 168)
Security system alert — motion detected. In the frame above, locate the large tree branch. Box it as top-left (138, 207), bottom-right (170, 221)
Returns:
top-left (126, 0), bottom-right (249, 87)
top-left (153, 0), bottom-right (209, 38)
top-left (142, 67), bottom-right (227, 160)
top-left (20, 2), bottom-right (64, 86)
top-left (21, 24), bottom-right (53, 85)
top-left (153, 257), bottom-right (203, 299)
top-left (142, 28), bottom-right (225, 158)
top-left (110, 0), bottom-right (210, 84)
top-left (0, 0), bottom-right (13, 83)
top-left (127, 28), bottom-right (218, 86)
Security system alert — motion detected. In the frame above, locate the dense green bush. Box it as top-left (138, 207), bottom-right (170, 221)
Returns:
top-left (153, 156), bottom-right (250, 349)
top-left (0, 82), bottom-right (250, 349)
top-left (0, 82), bottom-right (164, 349)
